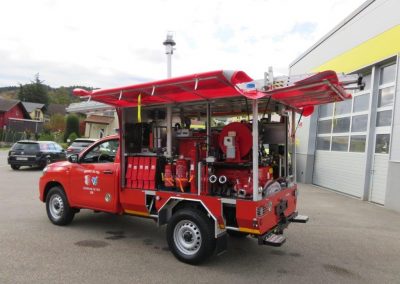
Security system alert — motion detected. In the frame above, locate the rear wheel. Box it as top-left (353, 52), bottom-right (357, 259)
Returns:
top-left (166, 208), bottom-right (216, 264)
top-left (46, 186), bottom-right (75, 225)
top-left (11, 165), bottom-right (20, 170)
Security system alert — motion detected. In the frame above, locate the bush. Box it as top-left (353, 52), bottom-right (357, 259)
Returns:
top-left (39, 133), bottom-right (55, 141)
top-left (64, 114), bottom-right (80, 142)
top-left (67, 132), bottom-right (78, 144)
top-left (59, 143), bottom-right (68, 149)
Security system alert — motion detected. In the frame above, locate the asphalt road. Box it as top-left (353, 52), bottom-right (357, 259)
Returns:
top-left (1, 150), bottom-right (400, 284)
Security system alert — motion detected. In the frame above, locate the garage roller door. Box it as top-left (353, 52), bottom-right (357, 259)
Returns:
top-left (313, 151), bottom-right (366, 197)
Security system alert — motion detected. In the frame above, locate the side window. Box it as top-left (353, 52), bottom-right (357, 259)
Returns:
top-left (81, 139), bottom-right (119, 164)
top-left (53, 143), bottom-right (63, 151)
top-left (47, 143), bottom-right (56, 151)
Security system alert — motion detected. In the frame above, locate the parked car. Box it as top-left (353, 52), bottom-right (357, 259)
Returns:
top-left (8, 141), bottom-right (66, 170)
top-left (66, 138), bottom-right (97, 156)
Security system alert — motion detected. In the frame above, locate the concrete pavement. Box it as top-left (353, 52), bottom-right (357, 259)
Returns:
top-left (0, 153), bottom-right (399, 283)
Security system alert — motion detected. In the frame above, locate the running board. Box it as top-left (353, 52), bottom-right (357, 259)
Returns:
top-left (290, 214), bottom-right (309, 223)
top-left (263, 233), bottom-right (286, 247)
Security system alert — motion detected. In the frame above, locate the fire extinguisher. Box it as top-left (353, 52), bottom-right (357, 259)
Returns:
top-left (164, 163), bottom-right (175, 188)
top-left (176, 157), bottom-right (189, 192)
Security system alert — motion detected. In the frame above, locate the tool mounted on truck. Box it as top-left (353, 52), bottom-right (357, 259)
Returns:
top-left (40, 69), bottom-right (361, 264)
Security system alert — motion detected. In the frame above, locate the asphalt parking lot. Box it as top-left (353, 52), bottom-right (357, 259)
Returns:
top-left (1, 150), bottom-right (400, 284)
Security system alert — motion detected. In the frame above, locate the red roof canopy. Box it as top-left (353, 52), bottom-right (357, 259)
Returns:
top-left (73, 70), bottom-right (351, 115)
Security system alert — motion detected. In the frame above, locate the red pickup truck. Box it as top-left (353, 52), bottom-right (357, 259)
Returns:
top-left (39, 70), bottom-right (359, 264)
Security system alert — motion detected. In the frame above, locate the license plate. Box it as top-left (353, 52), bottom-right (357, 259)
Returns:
top-left (16, 157), bottom-right (28, 161)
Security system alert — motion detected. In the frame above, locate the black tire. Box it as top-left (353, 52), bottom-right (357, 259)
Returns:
top-left (40, 157), bottom-right (52, 169)
top-left (11, 165), bottom-right (20, 170)
top-left (227, 230), bottom-right (249, 238)
top-left (166, 207), bottom-right (216, 264)
top-left (45, 186), bottom-right (75, 226)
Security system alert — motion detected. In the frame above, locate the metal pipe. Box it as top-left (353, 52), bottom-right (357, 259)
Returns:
top-left (206, 102), bottom-right (211, 156)
top-left (252, 99), bottom-right (259, 201)
top-left (197, 162), bottom-right (203, 195)
top-left (166, 105), bottom-right (172, 157)
top-left (291, 110), bottom-right (296, 182)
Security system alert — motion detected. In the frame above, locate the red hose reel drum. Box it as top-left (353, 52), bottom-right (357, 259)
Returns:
top-left (218, 122), bottom-right (252, 159)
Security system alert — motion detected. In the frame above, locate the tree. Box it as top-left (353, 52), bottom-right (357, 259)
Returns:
top-left (18, 74), bottom-right (49, 105)
top-left (64, 114), bottom-right (80, 142)
top-left (44, 114), bottom-right (65, 132)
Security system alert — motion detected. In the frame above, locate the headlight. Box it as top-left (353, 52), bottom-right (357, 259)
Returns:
top-left (42, 166), bottom-right (48, 174)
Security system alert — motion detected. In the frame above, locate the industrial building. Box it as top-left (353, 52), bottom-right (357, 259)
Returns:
top-left (289, 0), bottom-right (400, 212)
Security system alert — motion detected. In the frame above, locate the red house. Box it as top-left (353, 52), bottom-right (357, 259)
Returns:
top-left (0, 98), bottom-right (31, 129)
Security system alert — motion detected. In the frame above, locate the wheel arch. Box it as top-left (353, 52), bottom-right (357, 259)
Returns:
top-left (43, 181), bottom-right (65, 203)
top-left (158, 197), bottom-right (225, 238)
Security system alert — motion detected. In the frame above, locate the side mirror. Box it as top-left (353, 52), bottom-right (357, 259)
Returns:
top-left (68, 154), bottom-right (79, 163)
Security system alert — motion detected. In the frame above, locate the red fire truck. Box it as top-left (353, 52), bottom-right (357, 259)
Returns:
top-left (39, 69), bottom-right (361, 264)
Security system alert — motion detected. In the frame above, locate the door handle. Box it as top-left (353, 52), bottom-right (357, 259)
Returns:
top-left (103, 170), bottom-right (113, 174)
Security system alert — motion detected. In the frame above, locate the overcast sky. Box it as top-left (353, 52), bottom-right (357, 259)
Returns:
top-left (0, 0), bottom-right (365, 88)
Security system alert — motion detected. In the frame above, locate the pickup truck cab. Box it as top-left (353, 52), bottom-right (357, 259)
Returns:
top-left (39, 70), bottom-right (359, 264)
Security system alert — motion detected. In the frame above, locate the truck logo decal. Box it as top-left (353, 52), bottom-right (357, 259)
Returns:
top-left (83, 174), bottom-right (100, 194)
top-left (91, 176), bottom-right (98, 186)
top-left (84, 175), bottom-right (91, 186)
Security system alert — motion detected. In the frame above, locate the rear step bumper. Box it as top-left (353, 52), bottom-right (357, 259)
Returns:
top-left (290, 214), bottom-right (309, 223)
top-left (263, 233), bottom-right (286, 247)
top-left (257, 212), bottom-right (308, 247)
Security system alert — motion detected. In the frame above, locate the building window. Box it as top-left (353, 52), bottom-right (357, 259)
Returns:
top-left (34, 110), bottom-right (41, 120)
top-left (376, 110), bottom-right (392, 127)
top-left (331, 136), bottom-right (349, 151)
top-left (351, 115), bottom-right (368, 132)
top-left (374, 63), bottom-right (395, 154)
top-left (334, 100), bottom-right (352, 115)
top-left (377, 87), bottom-right (394, 108)
top-left (317, 119), bottom-right (332, 134)
top-left (375, 134), bottom-right (390, 154)
top-left (316, 69), bottom-right (372, 153)
top-left (318, 104), bottom-right (333, 118)
top-left (332, 117), bottom-right (350, 133)
top-left (316, 136), bottom-right (331, 150)
top-left (350, 135), bottom-right (366, 152)
top-left (379, 63), bottom-right (396, 85)
top-left (353, 94), bottom-right (369, 112)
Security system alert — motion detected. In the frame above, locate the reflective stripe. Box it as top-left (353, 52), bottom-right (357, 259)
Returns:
top-left (124, 209), bottom-right (149, 217)
top-left (239, 227), bottom-right (261, 234)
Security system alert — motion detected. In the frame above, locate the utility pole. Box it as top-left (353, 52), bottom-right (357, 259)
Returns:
top-left (163, 32), bottom-right (176, 78)
top-left (163, 32), bottom-right (176, 157)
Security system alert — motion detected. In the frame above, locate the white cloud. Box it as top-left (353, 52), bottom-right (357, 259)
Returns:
top-left (0, 0), bottom-right (365, 88)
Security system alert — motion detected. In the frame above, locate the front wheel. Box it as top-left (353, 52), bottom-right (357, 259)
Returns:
top-left (166, 208), bottom-right (216, 264)
top-left (11, 165), bottom-right (20, 170)
top-left (46, 186), bottom-right (75, 225)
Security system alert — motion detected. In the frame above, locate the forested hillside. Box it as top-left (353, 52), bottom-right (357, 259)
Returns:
top-left (0, 75), bottom-right (94, 106)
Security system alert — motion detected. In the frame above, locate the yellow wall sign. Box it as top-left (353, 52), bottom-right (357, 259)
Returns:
top-left (313, 25), bottom-right (400, 73)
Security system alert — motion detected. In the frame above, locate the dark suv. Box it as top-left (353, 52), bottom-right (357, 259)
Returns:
top-left (8, 141), bottom-right (66, 170)
top-left (66, 138), bottom-right (97, 156)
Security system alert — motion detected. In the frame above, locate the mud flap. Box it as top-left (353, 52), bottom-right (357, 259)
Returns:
top-left (216, 233), bottom-right (228, 255)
